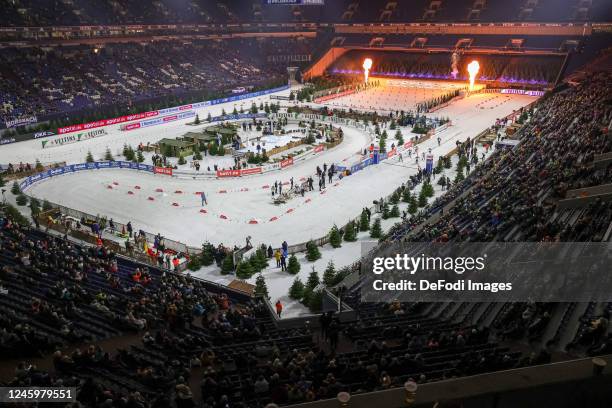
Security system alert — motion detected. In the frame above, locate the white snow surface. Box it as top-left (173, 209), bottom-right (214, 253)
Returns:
top-left (0, 87), bottom-right (537, 317)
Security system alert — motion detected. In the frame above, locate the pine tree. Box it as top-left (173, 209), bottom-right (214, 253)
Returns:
top-left (123, 143), bottom-right (129, 157)
top-left (390, 204), bottom-right (400, 218)
top-left (0, 172), bottom-right (5, 188)
top-left (418, 190), bottom-right (428, 207)
top-left (359, 209), bottom-right (370, 231)
top-left (343, 220), bottom-right (357, 242)
top-left (125, 146), bottom-right (136, 161)
top-left (395, 130), bottom-right (404, 145)
top-left (15, 194), bottom-right (28, 206)
top-left (194, 114), bottom-right (201, 125)
top-left (422, 181), bottom-right (434, 198)
top-left (454, 166), bottom-right (465, 184)
top-left (402, 188), bottom-right (412, 203)
top-left (35, 159), bottom-right (44, 172)
top-left (379, 136), bottom-right (386, 153)
top-left (11, 181), bottom-right (20, 195)
top-left (178, 154), bottom-right (186, 165)
top-left (306, 267), bottom-right (320, 291)
top-left (236, 261), bottom-right (254, 279)
top-left (29, 197), bottom-right (40, 216)
top-left (306, 240), bottom-right (321, 262)
top-left (329, 225), bottom-right (342, 248)
top-left (390, 191), bottom-right (400, 204)
top-left (200, 242), bottom-right (215, 266)
top-left (206, 112), bottom-right (212, 122)
top-left (208, 142), bottom-right (218, 156)
top-left (289, 277), bottom-right (305, 300)
top-left (85, 151), bottom-right (94, 163)
top-left (254, 248), bottom-right (269, 270)
top-left (287, 254), bottom-right (300, 274)
top-left (42, 199), bottom-right (53, 211)
top-left (104, 148), bottom-right (114, 161)
top-left (322, 261), bottom-right (336, 286)
top-left (408, 194), bottom-right (418, 214)
top-left (136, 150), bottom-right (145, 163)
top-left (370, 218), bottom-right (382, 238)
top-left (254, 274), bottom-right (269, 299)
top-left (382, 203), bottom-right (390, 219)
top-left (221, 254), bottom-right (234, 274)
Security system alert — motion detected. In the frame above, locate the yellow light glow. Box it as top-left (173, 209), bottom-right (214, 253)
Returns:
top-left (467, 60), bottom-right (480, 91)
top-left (363, 58), bottom-right (373, 83)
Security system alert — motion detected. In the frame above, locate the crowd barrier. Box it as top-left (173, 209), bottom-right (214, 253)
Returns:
top-left (19, 160), bottom-right (159, 192)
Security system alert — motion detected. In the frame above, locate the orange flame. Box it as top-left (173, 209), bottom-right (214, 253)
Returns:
top-left (363, 58), bottom-right (373, 83)
top-left (467, 60), bottom-right (480, 91)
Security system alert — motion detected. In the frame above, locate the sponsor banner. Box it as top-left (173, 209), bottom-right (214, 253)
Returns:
top-left (4, 115), bottom-right (37, 129)
top-left (425, 154), bottom-right (434, 174)
top-left (20, 160), bottom-right (156, 192)
top-left (0, 130), bottom-right (55, 145)
top-left (154, 166), bottom-right (173, 176)
top-left (216, 169), bottom-right (241, 178)
top-left (500, 88), bottom-right (544, 96)
top-left (314, 89), bottom-right (355, 104)
top-left (280, 157), bottom-right (294, 168)
top-left (241, 167), bottom-right (263, 176)
top-left (57, 85), bottom-right (289, 135)
top-left (122, 123), bottom-right (141, 131)
top-left (57, 111), bottom-right (158, 134)
top-left (209, 113), bottom-right (267, 123)
top-left (128, 111), bottom-right (195, 131)
top-left (42, 129), bottom-right (107, 148)
top-left (313, 144), bottom-right (325, 153)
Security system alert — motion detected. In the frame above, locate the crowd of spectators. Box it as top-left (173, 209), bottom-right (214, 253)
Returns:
top-left (1, 0), bottom-right (607, 26)
top-left (0, 37), bottom-right (308, 126)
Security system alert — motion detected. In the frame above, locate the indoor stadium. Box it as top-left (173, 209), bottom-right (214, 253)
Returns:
top-left (0, 1), bottom-right (611, 407)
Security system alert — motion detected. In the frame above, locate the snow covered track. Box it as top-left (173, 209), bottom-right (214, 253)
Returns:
top-left (17, 92), bottom-right (538, 248)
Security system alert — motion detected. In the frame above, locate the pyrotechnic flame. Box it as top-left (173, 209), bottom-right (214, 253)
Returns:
top-left (467, 60), bottom-right (480, 91)
top-left (363, 58), bottom-right (373, 83)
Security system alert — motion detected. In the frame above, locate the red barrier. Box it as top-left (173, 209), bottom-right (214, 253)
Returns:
top-left (107, 185), bottom-right (113, 189)
top-left (216, 169), bottom-right (241, 178)
top-left (286, 208), bottom-right (294, 213)
top-left (148, 197), bottom-right (155, 201)
top-left (262, 185), bottom-right (270, 189)
top-left (248, 220), bottom-right (258, 224)
top-left (241, 167), bottom-right (262, 176)
top-left (199, 209), bottom-right (207, 214)
top-left (134, 185), bottom-right (141, 189)
top-left (154, 167), bottom-right (173, 176)
top-left (155, 188), bottom-right (164, 192)
top-left (218, 190), bottom-right (227, 194)
top-left (219, 214), bottom-right (228, 219)
top-left (403, 141), bottom-right (413, 149)
top-left (305, 198), bottom-right (312, 203)
top-left (269, 216), bottom-right (278, 222)
top-left (313, 145), bottom-right (325, 153)
top-left (113, 181), bottom-right (119, 185)
top-left (172, 203), bottom-right (179, 207)
top-left (174, 190), bottom-right (183, 194)
top-left (127, 191), bottom-right (134, 195)
top-left (280, 157), bottom-right (294, 168)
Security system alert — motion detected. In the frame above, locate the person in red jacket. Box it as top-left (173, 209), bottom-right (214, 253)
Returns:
top-left (275, 300), bottom-right (283, 318)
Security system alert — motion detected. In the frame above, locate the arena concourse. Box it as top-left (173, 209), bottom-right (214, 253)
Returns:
top-left (0, 1), bottom-right (611, 407)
